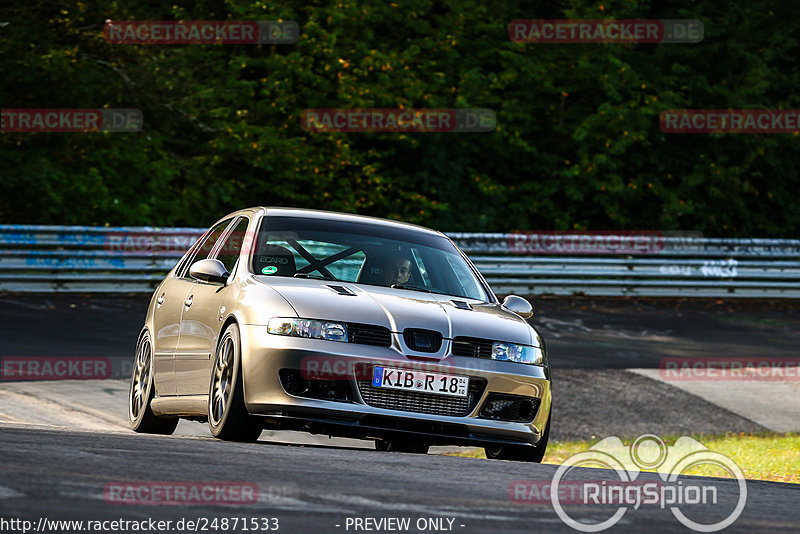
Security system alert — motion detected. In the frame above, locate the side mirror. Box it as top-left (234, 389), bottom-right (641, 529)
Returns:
top-left (189, 259), bottom-right (230, 284)
top-left (502, 295), bottom-right (533, 318)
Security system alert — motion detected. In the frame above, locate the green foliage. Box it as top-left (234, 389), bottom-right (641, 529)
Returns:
top-left (0, 0), bottom-right (798, 235)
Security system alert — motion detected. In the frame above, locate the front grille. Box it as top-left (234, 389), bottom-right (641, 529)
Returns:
top-left (357, 375), bottom-right (486, 417)
top-left (452, 336), bottom-right (494, 359)
top-left (403, 328), bottom-right (443, 353)
top-left (348, 323), bottom-right (392, 347)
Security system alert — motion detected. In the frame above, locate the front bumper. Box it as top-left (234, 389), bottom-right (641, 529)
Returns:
top-left (239, 325), bottom-right (552, 447)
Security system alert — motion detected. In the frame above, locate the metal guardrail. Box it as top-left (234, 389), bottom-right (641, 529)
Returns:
top-left (0, 225), bottom-right (199, 293)
top-left (1, 225), bottom-right (799, 297)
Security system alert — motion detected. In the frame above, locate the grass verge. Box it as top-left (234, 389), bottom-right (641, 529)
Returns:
top-left (444, 432), bottom-right (800, 484)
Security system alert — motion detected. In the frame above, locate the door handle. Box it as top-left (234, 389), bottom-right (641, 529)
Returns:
top-left (156, 293), bottom-right (165, 307)
top-left (184, 295), bottom-right (193, 308)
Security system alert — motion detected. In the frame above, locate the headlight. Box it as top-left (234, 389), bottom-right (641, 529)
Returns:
top-left (491, 342), bottom-right (544, 365)
top-left (267, 318), bottom-right (348, 342)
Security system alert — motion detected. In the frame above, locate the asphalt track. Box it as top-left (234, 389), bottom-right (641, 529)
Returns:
top-left (1, 294), bottom-right (799, 533)
top-left (1, 425), bottom-right (798, 534)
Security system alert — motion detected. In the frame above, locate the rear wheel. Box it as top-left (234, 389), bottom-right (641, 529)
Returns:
top-left (375, 438), bottom-right (429, 454)
top-left (208, 324), bottom-right (263, 442)
top-left (485, 410), bottom-right (550, 462)
top-left (128, 331), bottom-right (179, 434)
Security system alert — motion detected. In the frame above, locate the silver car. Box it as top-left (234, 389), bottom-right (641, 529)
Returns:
top-left (128, 208), bottom-right (551, 461)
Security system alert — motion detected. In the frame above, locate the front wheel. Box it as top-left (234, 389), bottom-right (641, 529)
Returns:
top-left (485, 410), bottom-right (550, 462)
top-left (208, 323), bottom-right (263, 442)
top-left (128, 330), bottom-right (179, 434)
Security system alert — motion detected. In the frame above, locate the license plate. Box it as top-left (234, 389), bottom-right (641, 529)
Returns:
top-left (371, 366), bottom-right (469, 397)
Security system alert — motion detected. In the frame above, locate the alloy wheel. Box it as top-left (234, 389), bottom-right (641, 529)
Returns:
top-left (129, 336), bottom-right (152, 421)
top-left (210, 334), bottom-right (235, 425)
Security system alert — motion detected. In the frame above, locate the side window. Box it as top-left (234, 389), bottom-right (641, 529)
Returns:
top-left (173, 232), bottom-right (208, 277)
top-left (181, 219), bottom-right (232, 278)
top-left (173, 248), bottom-right (195, 278)
top-left (216, 218), bottom-right (249, 273)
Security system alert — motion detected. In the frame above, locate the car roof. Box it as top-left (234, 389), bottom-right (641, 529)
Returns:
top-left (248, 207), bottom-right (447, 237)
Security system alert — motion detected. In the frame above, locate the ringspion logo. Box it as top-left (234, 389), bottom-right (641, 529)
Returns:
top-left (104, 20), bottom-right (298, 45)
top-left (538, 434), bottom-right (747, 532)
top-left (301, 108), bottom-right (496, 133)
top-left (1, 109), bottom-right (142, 132)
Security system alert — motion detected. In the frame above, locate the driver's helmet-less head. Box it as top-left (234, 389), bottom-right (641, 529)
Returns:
top-left (378, 254), bottom-right (412, 285)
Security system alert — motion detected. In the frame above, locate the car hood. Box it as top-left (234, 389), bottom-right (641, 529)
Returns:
top-left (254, 276), bottom-right (535, 345)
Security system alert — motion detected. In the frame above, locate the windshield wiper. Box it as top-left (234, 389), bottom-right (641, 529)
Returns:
top-left (390, 283), bottom-right (431, 293)
top-left (293, 272), bottom-right (337, 281)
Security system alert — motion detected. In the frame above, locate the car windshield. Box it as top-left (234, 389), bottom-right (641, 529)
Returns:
top-left (251, 215), bottom-right (489, 302)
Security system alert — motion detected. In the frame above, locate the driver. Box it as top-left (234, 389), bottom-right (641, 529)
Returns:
top-left (380, 255), bottom-right (412, 286)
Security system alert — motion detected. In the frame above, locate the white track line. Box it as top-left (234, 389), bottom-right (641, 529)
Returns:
top-left (0, 485), bottom-right (24, 499)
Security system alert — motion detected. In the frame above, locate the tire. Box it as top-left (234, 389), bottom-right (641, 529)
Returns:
top-left (485, 410), bottom-right (550, 462)
top-left (375, 438), bottom-right (429, 454)
top-left (208, 323), bottom-right (263, 442)
top-left (128, 330), bottom-right (179, 435)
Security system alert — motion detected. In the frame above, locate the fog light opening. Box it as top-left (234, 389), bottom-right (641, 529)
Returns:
top-left (479, 394), bottom-right (540, 423)
top-left (518, 400), bottom-right (535, 421)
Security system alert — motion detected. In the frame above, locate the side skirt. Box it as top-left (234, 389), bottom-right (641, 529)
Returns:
top-left (151, 395), bottom-right (208, 417)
